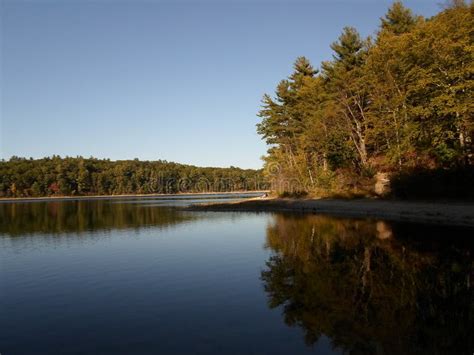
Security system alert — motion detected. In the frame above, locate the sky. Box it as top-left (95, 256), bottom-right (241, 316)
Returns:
top-left (1, 0), bottom-right (440, 169)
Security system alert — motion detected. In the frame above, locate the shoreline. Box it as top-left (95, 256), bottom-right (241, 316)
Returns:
top-left (186, 198), bottom-right (474, 227)
top-left (0, 190), bottom-right (269, 203)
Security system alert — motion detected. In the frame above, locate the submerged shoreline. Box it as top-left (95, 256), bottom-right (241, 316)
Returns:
top-left (186, 198), bottom-right (474, 227)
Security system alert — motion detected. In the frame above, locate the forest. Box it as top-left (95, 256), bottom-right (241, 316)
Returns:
top-left (2, 2), bottom-right (472, 199)
top-left (0, 156), bottom-right (266, 197)
top-left (257, 1), bottom-right (473, 198)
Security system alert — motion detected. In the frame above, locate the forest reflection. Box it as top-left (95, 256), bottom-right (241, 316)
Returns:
top-left (261, 214), bottom-right (474, 354)
top-left (0, 200), bottom-right (196, 237)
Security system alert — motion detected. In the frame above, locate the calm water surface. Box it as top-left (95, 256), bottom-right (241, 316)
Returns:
top-left (1, 195), bottom-right (473, 354)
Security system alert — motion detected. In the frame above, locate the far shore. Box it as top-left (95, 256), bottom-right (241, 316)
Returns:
top-left (0, 190), bottom-right (269, 203)
top-left (186, 198), bottom-right (474, 227)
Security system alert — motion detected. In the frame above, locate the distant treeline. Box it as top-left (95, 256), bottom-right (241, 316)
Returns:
top-left (0, 156), bottom-right (267, 198)
top-left (257, 1), bottom-right (473, 198)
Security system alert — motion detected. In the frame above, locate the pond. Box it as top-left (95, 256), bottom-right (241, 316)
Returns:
top-left (1, 195), bottom-right (473, 354)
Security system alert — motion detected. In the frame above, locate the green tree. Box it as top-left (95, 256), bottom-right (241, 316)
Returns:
top-left (380, 0), bottom-right (420, 35)
top-left (322, 27), bottom-right (372, 169)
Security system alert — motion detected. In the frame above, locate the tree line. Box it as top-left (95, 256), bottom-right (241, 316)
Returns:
top-left (0, 156), bottom-right (267, 198)
top-left (257, 1), bottom-right (473, 198)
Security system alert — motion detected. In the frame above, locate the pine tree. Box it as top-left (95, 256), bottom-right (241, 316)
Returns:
top-left (380, 1), bottom-right (419, 35)
top-left (323, 27), bottom-right (372, 169)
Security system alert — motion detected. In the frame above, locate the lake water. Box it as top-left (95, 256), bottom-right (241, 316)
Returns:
top-left (1, 194), bottom-right (473, 354)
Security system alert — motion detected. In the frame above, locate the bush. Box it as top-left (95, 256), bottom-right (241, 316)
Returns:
top-left (278, 190), bottom-right (309, 198)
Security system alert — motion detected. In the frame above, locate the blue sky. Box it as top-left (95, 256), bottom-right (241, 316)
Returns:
top-left (1, 0), bottom-right (439, 169)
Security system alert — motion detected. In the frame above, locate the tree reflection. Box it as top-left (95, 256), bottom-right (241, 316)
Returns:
top-left (0, 200), bottom-right (196, 236)
top-left (261, 214), bottom-right (474, 354)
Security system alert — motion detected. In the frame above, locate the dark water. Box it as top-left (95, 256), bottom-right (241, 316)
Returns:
top-left (1, 196), bottom-right (473, 354)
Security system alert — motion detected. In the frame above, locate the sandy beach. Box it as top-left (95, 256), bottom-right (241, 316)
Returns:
top-left (187, 198), bottom-right (474, 227)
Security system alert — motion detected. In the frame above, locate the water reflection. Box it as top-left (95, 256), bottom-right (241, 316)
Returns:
top-left (2, 200), bottom-right (473, 354)
top-left (0, 200), bottom-right (196, 236)
top-left (261, 214), bottom-right (474, 354)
